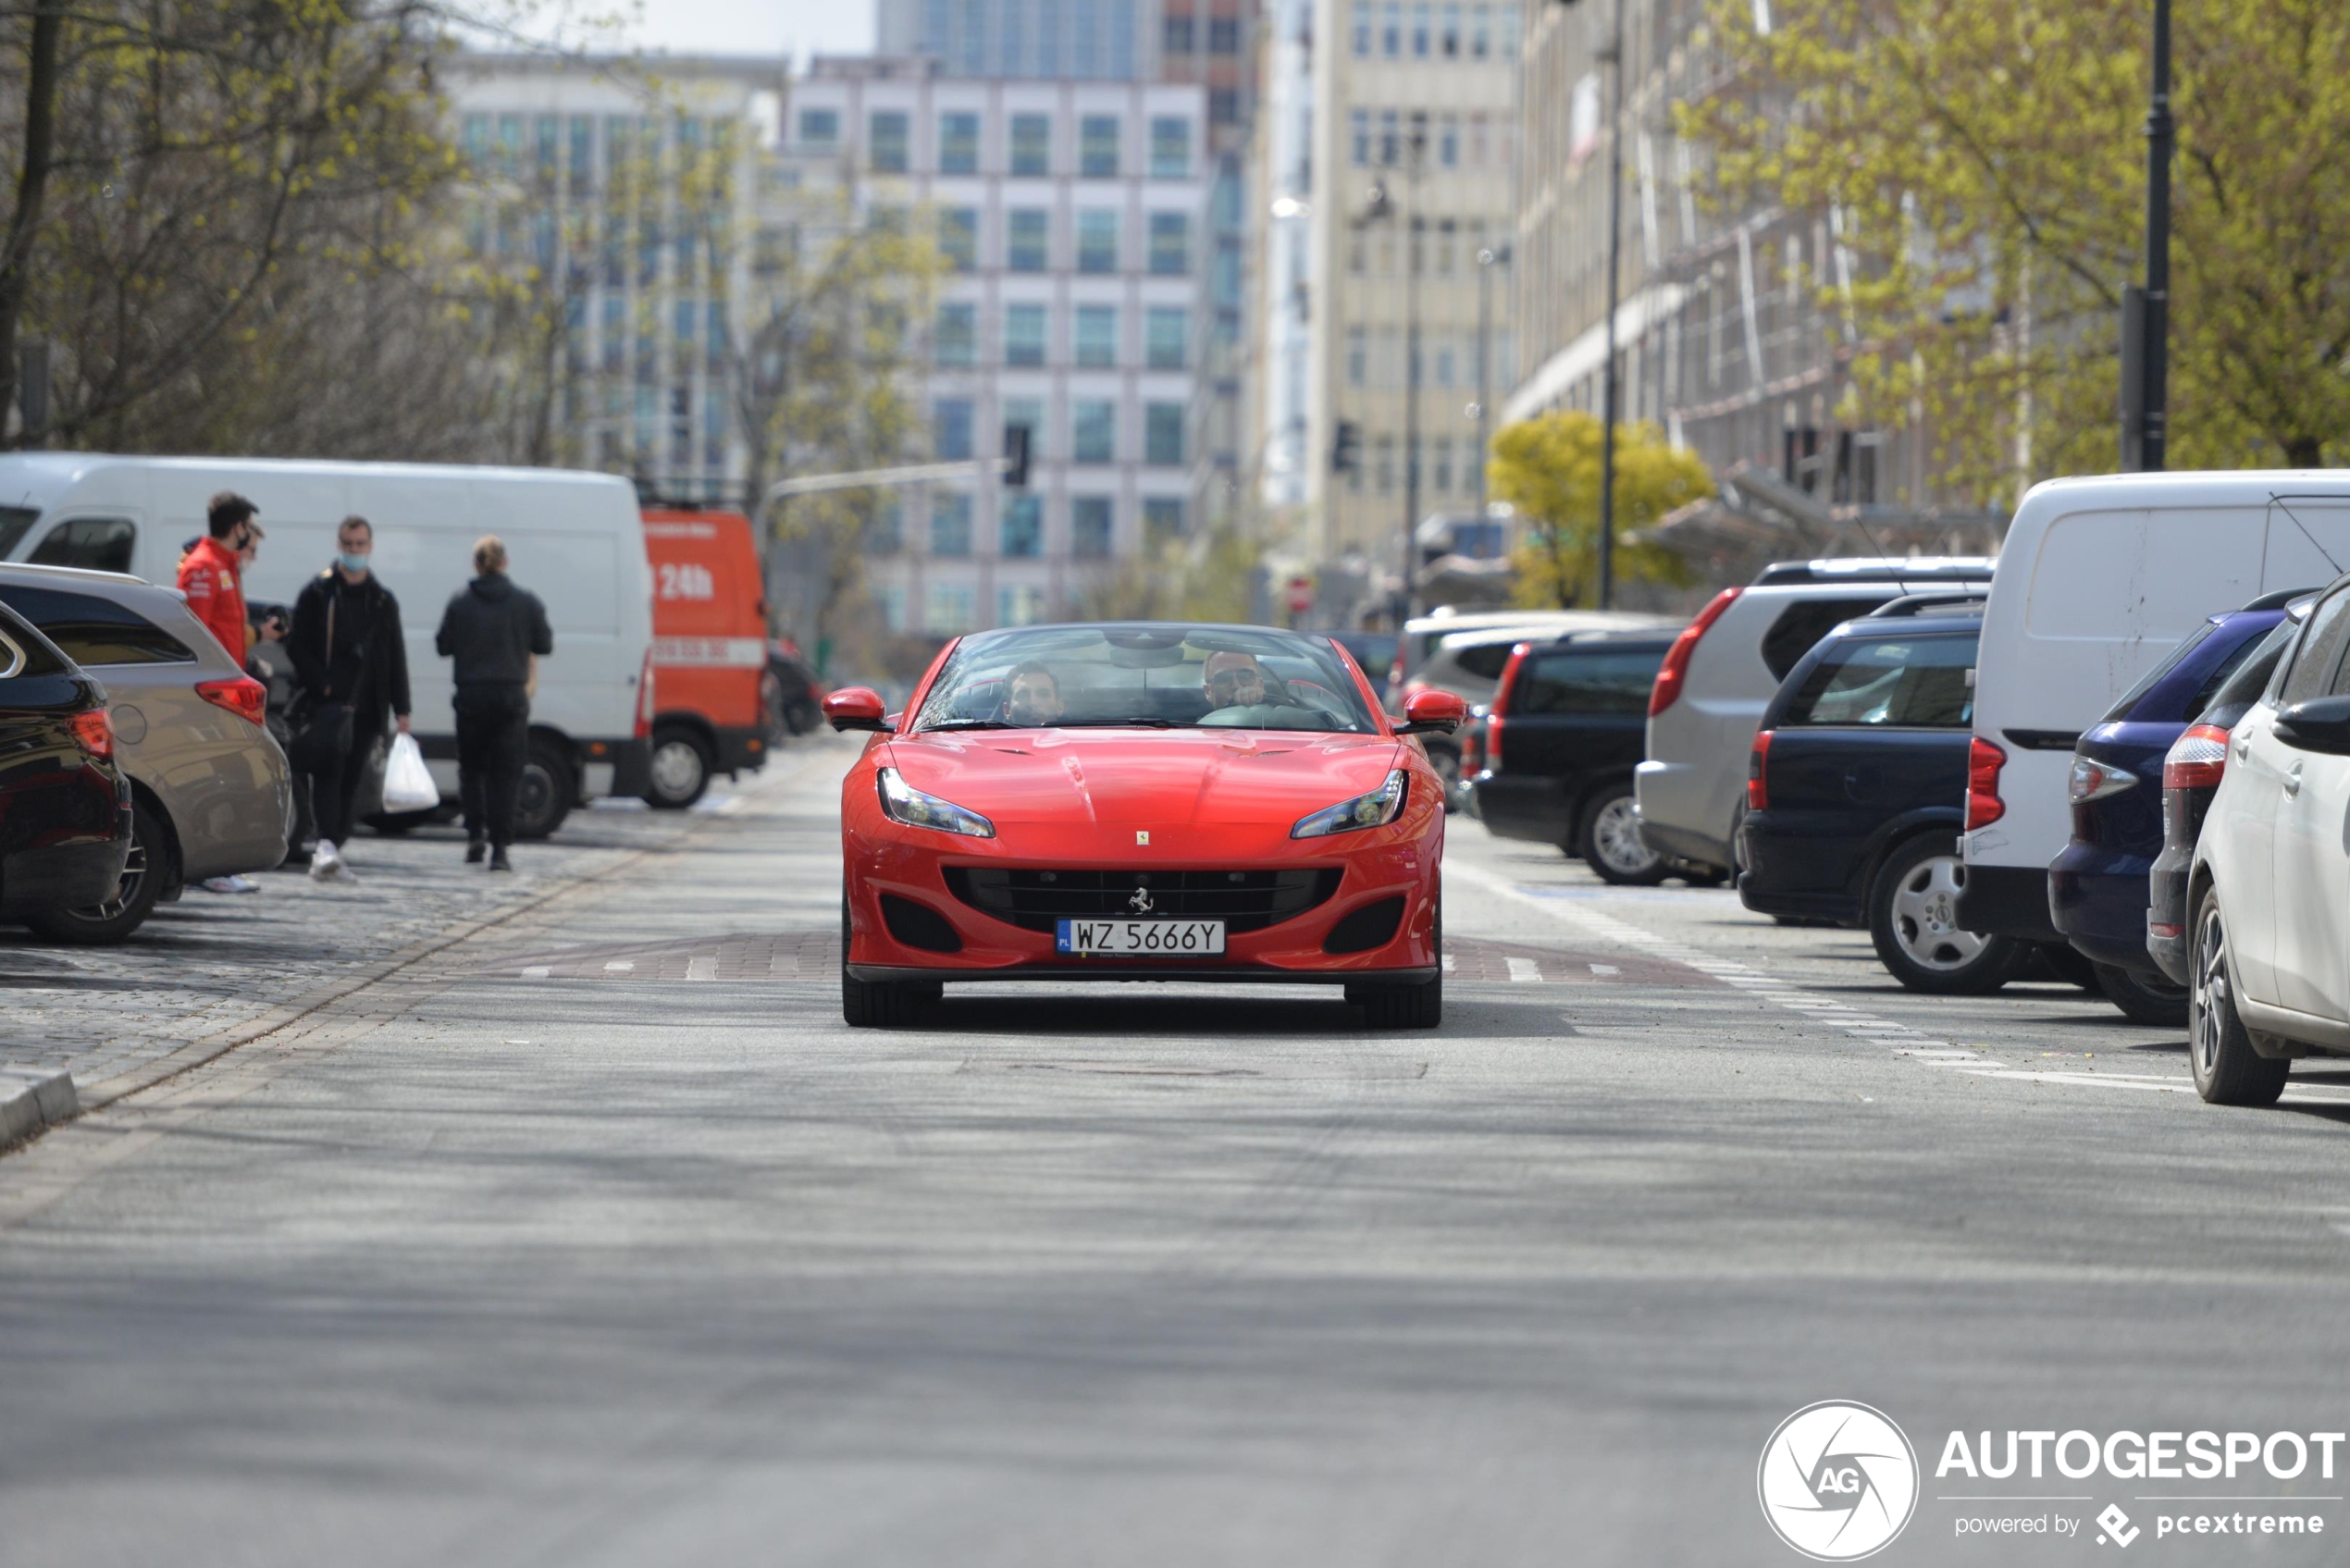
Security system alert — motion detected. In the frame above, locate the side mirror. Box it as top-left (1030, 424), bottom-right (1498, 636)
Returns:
top-left (823, 686), bottom-right (893, 733)
top-left (2272, 696), bottom-right (2350, 755)
top-left (1397, 687), bottom-right (1467, 735)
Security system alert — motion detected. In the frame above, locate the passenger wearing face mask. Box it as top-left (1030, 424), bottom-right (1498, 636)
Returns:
top-left (178, 490), bottom-right (258, 659)
top-left (287, 514), bottom-right (412, 883)
top-left (1003, 661), bottom-right (1065, 726)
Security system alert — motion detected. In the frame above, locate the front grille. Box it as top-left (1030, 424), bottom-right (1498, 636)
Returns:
top-left (944, 867), bottom-right (1342, 935)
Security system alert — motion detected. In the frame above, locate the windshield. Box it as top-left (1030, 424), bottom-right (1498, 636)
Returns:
top-left (910, 623), bottom-right (1381, 735)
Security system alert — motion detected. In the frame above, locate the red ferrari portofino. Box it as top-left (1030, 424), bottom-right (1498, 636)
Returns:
top-left (825, 623), bottom-right (1465, 1028)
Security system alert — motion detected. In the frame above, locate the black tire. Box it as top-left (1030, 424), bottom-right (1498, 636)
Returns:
top-left (28, 798), bottom-right (172, 945)
top-left (644, 724), bottom-right (713, 809)
top-left (1345, 891), bottom-right (1441, 1028)
top-left (839, 891), bottom-right (938, 1027)
top-left (1668, 858), bottom-right (1729, 888)
top-left (1577, 783), bottom-right (1668, 885)
top-left (2188, 886), bottom-right (2290, 1105)
top-left (2035, 941), bottom-right (2101, 990)
top-left (513, 736), bottom-right (575, 841)
top-left (1866, 834), bottom-right (2029, 994)
top-left (2095, 961), bottom-right (2189, 1028)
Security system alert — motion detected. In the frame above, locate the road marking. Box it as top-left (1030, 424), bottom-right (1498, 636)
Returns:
top-left (1441, 954), bottom-right (1456, 973)
top-left (520, 965), bottom-right (550, 979)
top-left (1589, 963), bottom-right (1620, 977)
top-left (603, 960), bottom-right (635, 974)
top-left (1505, 957), bottom-right (1541, 983)
top-left (686, 957), bottom-right (717, 982)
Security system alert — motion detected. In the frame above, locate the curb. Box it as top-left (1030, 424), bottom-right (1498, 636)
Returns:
top-left (0, 1071), bottom-right (79, 1151)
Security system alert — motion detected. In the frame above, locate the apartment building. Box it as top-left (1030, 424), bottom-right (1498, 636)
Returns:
top-left (783, 58), bottom-right (1210, 635)
top-left (1288, 0), bottom-right (1520, 623)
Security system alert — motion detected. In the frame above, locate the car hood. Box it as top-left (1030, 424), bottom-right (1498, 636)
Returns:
top-left (884, 728), bottom-right (1404, 830)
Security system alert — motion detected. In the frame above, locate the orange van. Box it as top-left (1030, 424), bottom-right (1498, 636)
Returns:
top-left (642, 508), bottom-right (770, 807)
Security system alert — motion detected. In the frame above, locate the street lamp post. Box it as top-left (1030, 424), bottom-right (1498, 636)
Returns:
top-left (1360, 117), bottom-right (1428, 629)
top-left (2126, 0), bottom-right (2173, 471)
top-left (1592, 0), bottom-right (1626, 609)
top-left (1475, 243), bottom-right (1509, 512)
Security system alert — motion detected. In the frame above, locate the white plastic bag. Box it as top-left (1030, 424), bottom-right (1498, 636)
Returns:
top-left (380, 732), bottom-right (439, 814)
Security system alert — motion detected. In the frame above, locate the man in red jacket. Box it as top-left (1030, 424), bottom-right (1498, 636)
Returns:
top-left (179, 491), bottom-right (257, 659)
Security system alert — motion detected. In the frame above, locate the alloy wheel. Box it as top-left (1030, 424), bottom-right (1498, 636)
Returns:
top-left (1888, 853), bottom-right (1986, 970)
top-left (1590, 795), bottom-right (1660, 877)
top-left (2193, 903), bottom-right (2229, 1080)
top-left (649, 739), bottom-right (705, 800)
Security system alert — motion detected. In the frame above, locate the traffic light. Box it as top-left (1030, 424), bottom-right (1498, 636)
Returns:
top-left (1002, 423), bottom-right (1032, 488)
top-left (1331, 420), bottom-right (1362, 474)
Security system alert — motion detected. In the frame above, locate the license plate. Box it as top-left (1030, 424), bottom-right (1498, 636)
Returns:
top-left (1055, 919), bottom-right (1226, 956)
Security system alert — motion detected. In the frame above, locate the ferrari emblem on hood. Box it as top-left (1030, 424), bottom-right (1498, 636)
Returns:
top-left (1129, 884), bottom-right (1156, 914)
top-left (1136, 830), bottom-right (1150, 846)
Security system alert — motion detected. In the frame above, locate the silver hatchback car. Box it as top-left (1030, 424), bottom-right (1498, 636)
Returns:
top-left (0, 562), bottom-right (291, 943)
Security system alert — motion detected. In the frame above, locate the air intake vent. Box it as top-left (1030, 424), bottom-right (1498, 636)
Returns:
top-left (881, 894), bottom-right (963, 953)
top-left (944, 867), bottom-right (1341, 934)
top-left (1322, 896), bottom-right (1404, 955)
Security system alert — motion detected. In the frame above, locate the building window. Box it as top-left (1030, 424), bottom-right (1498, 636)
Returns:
top-left (1080, 115), bottom-right (1119, 177)
top-left (1145, 306), bottom-right (1188, 368)
top-left (1150, 116), bottom-right (1191, 179)
top-left (1382, 0), bottom-right (1401, 55)
top-left (569, 116), bottom-right (595, 196)
top-left (869, 110), bottom-right (909, 172)
top-left (1005, 303), bottom-right (1047, 366)
top-left (934, 397), bottom-right (975, 459)
top-left (868, 500), bottom-right (905, 554)
top-left (1210, 88), bottom-right (1238, 126)
top-left (1010, 113), bottom-right (1051, 175)
top-left (1001, 494), bottom-right (1044, 557)
top-left (926, 581), bottom-right (976, 631)
top-left (1441, 0), bottom-right (1460, 55)
top-left (1433, 436), bottom-right (1454, 491)
top-left (1148, 212), bottom-right (1191, 275)
top-left (998, 584), bottom-right (1045, 627)
top-left (1144, 497), bottom-right (1184, 540)
top-left (938, 207), bottom-right (978, 269)
top-left (1074, 304), bottom-right (1118, 367)
top-left (1439, 113), bottom-right (1459, 167)
top-left (1144, 402), bottom-right (1185, 465)
top-left (1467, 112), bottom-right (1487, 167)
top-left (1164, 12), bottom-right (1194, 51)
top-left (1071, 400), bottom-right (1116, 463)
top-left (1208, 16), bottom-right (1239, 52)
top-left (1345, 327), bottom-right (1367, 386)
top-left (931, 492), bottom-right (974, 556)
top-left (1004, 396), bottom-right (1045, 462)
top-left (997, 208), bottom-right (1046, 272)
top-left (1374, 434), bottom-right (1395, 492)
top-left (1351, 110), bottom-right (1370, 167)
top-left (939, 111), bottom-right (980, 174)
top-left (874, 584), bottom-right (907, 629)
top-left (1076, 209), bottom-right (1119, 272)
top-left (1499, 3), bottom-right (1518, 56)
top-left (1470, 3), bottom-right (1489, 56)
top-left (1071, 496), bottom-right (1114, 558)
top-left (1352, 0), bottom-right (1371, 54)
top-left (934, 303), bottom-right (977, 367)
top-left (1411, 1), bottom-right (1430, 55)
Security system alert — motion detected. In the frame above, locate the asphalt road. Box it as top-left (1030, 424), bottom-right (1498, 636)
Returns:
top-left (6, 740), bottom-right (2350, 1567)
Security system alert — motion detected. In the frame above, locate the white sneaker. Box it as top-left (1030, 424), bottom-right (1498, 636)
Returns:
top-left (198, 875), bottom-right (259, 894)
top-left (309, 841), bottom-right (353, 883)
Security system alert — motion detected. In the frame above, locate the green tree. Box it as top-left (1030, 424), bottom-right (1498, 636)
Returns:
top-left (1682, 0), bottom-right (2350, 500)
top-left (1489, 411), bottom-right (1711, 609)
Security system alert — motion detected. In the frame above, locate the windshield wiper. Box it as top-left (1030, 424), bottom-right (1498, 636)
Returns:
top-left (917, 718), bottom-right (1015, 731)
top-left (1058, 718), bottom-right (1190, 728)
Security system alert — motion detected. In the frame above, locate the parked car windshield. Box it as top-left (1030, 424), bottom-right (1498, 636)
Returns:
top-left (912, 623), bottom-right (1381, 735)
top-left (1781, 633), bottom-right (1977, 728)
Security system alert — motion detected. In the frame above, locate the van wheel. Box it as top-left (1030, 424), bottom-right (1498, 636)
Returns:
top-left (644, 724), bottom-right (712, 809)
top-left (2189, 887), bottom-right (2290, 1105)
top-left (29, 799), bottom-right (172, 945)
top-left (2095, 962), bottom-right (2189, 1028)
top-left (514, 738), bottom-right (575, 841)
top-left (1867, 834), bottom-right (2028, 994)
top-left (1579, 784), bottom-right (1667, 885)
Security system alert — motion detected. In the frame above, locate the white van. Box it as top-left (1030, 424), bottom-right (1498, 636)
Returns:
top-left (0, 453), bottom-right (655, 837)
top-left (1960, 472), bottom-right (2350, 945)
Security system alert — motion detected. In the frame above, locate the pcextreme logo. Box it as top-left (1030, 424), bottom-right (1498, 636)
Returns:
top-left (1759, 1401), bottom-right (1922, 1562)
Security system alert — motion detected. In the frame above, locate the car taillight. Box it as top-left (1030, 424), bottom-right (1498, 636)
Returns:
top-left (1650, 586), bottom-right (1741, 717)
top-left (1747, 728), bottom-right (1772, 810)
top-left (1966, 736), bottom-right (2007, 829)
top-left (194, 675), bottom-right (267, 727)
top-left (636, 648), bottom-right (655, 739)
top-left (68, 708), bottom-right (111, 759)
top-left (2163, 722), bottom-right (2232, 790)
top-left (1483, 642), bottom-right (1531, 773)
top-left (2067, 755), bottom-right (2139, 803)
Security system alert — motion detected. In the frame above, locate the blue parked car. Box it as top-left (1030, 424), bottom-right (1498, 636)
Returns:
top-left (2047, 592), bottom-right (2307, 1024)
top-left (1736, 599), bottom-right (2037, 993)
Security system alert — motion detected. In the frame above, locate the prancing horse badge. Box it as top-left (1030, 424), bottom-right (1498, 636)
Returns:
top-left (1136, 830), bottom-right (1151, 846)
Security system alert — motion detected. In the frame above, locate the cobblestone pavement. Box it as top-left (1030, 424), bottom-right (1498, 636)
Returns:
top-left (0, 748), bottom-right (822, 1105)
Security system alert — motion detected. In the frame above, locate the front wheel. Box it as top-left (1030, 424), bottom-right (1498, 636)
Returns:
top-left (839, 890), bottom-right (938, 1027)
top-left (644, 725), bottom-right (713, 809)
top-left (1346, 889), bottom-right (1441, 1028)
top-left (513, 736), bottom-right (575, 841)
top-left (1578, 784), bottom-right (1667, 886)
top-left (2095, 962), bottom-right (2189, 1028)
top-left (29, 798), bottom-right (171, 945)
top-left (1867, 835), bottom-right (2028, 994)
top-left (2188, 887), bottom-right (2289, 1105)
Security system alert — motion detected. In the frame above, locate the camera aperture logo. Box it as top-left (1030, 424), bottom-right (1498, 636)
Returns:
top-left (1759, 1401), bottom-right (1921, 1561)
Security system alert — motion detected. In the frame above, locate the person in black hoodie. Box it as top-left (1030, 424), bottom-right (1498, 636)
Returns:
top-left (435, 535), bottom-right (553, 870)
top-left (288, 515), bottom-right (412, 883)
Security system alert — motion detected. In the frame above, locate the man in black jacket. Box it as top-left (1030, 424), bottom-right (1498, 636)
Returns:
top-left (288, 515), bottom-right (412, 883)
top-left (436, 534), bottom-right (553, 871)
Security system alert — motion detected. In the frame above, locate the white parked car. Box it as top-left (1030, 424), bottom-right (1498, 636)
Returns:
top-left (2187, 571), bottom-right (2350, 1103)
top-left (1960, 472), bottom-right (2350, 952)
top-left (0, 453), bottom-right (656, 838)
top-left (1636, 557), bottom-right (1994, 876)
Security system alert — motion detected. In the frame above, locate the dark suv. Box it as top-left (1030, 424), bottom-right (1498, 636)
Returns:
top-left (1471, 631), bottom-right (1696, 884)
top-left (1736, 603), bottom-right (2029, 992)
top-left (0, 599), bottom-right (132, 929)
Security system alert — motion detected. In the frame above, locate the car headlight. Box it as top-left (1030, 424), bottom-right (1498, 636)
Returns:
top-left (877, 766), bottom-right (996, 838)
top-left (1292, 770), bottom-right (1408, 838)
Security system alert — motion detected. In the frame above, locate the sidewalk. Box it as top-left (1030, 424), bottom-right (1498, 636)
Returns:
top-left (0, 748), bottom-right (828, 1114)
